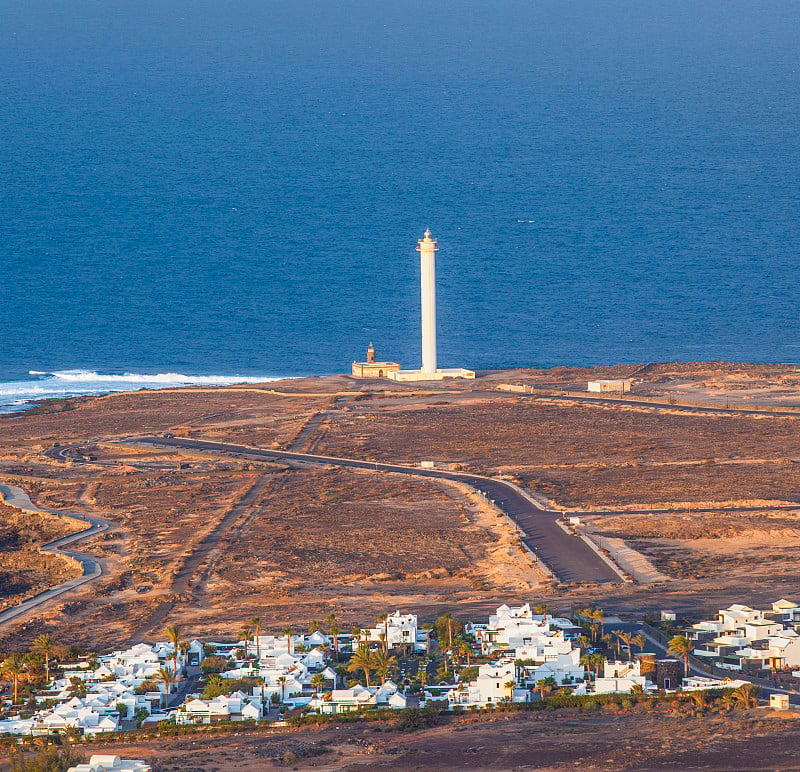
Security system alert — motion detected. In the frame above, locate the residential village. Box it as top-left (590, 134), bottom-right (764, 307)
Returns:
top-left (2, 599), bottom-right (800, 743)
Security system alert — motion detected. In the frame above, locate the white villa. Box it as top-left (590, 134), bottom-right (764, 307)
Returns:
top-left (446, 658), bottom-right (526, 708)
top-left (575, 660), bottom-right (648, 696)
top-left (176, 692), bottom-right (263, 725)
top-left (359, 611), bottom-right (426, 653)
top-left (688, 601), bottom-right (800, 673)
top-left (308, 680), bottom-right (408, 714)
top-left (68, 756), bottom-right (150, 772)
top-left (470, 603), bottom-right (578, 654)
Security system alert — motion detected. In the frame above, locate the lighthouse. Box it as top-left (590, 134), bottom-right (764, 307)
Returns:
top-left (350, 229), bottom-right (475, 381)
top-left (417, 228), bottom-right (438, 374)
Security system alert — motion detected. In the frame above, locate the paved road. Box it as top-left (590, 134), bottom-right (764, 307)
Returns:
top-left (516, 389), bottom-right (800, 418)
top-left (128, 436), bottom-right (622, 585)
top-left (0, 484), bottom-right (111, 627)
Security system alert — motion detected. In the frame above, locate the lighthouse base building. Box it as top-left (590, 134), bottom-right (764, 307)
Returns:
top-left (351, 229), bottom-right (475, 382)
top-left (388, 366), bottom-right (475, 382)
top-left (351, 343), bottom-right (401, 379)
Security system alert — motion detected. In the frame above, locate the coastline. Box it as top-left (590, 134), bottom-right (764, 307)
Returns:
top-left (0, 370), bottom-right (292, 415)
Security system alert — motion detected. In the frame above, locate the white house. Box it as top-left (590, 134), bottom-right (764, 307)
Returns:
top-left (579, 660), bottom-right (648, 696)
top-left (68, 755), bottom-right (150, 772)
top-left (176, 692), bottom-right (263, 725)
top-left (476, 604), bottom-right (554, 654)
top-left (309, 685), bottom-right (377, 714)
top-left (689, 601), bottom-right (800, 672)
top-left (360, 611), bottom-right (424, 652)
top-left (516, 645), bottom-right (584, 687)
top-left (447, 658), bottom-right (521, 708)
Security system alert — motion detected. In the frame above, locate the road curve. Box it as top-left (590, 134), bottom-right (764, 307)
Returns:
top-left (0, 484), bottom-right (111, 627)
top-left (128, 436), bottom-right (622, 585)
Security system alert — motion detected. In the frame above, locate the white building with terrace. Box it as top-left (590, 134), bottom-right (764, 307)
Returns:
top-left (359, 611), bottom-right (426, 653)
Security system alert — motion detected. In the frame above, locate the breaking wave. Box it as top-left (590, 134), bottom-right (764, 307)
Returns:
top-left (0, 370), bottom-right (287, 414)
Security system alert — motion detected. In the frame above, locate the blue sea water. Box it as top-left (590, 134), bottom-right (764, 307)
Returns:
top-left (1, 0), bottom-right (800, 406)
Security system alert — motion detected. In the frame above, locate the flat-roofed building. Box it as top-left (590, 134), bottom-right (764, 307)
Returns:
top-left (351, 343), bottom-right (400, 379)
top-left (588, 379), bottom-right (632, 393)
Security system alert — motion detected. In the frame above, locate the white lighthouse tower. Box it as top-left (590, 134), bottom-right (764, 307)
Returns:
top-left (417, 228), bottom-right (438, 374)
top-left (382, 229), bottom-right (475, 382)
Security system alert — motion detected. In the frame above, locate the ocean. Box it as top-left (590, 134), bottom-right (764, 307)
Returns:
top-left (2, 0), bottom-right (799, 410)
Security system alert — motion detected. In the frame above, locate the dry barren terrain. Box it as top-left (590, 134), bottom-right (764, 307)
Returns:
top-left (0, 503), bottom-right (83, 609)
top-left (17, 708), bottom-right (800, 771)
top-left (2, 363), bottom-right (800, 649)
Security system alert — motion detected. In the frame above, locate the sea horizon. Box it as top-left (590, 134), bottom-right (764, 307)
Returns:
top-left (2, 0), bottom-right (799, 393)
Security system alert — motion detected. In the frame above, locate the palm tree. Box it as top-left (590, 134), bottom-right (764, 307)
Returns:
top-left (156, 666), bottom-right (176, 708)
top-left (164, 623), bottom-right (181, 674)
top-left (632, 634), bottom-right (647, 654)
top-left (309, 620), bottom-right (321, 633)
top-left (205, 673), bottom-right (224, 690)
top-left (732, 683), bottom-right (760, 709)
top-left (376, 614), bottom-right (389, 653)
top-left (503, 680), bottom-right (515, 700)
top-left (250, 617), bottom-right (262, 660)
top-left (534, 603), bottom-right (549, 625)
top-left (2, 654), bottom-right (25, 704)
top-left (667, 634), bottom-right (692, 677)
top-left (615, 631), bottom-right (634, 659)
top-left (31, 634), bottom-right (55, 684)
top-left (594, 609), bottom-right (605, 638)
top-left (580, 654), bottom-right (594, 681)
top-left (239, 626), bottom-right (252, 660)
top-left (348, 644), bottom-right (376, 688)
top-left (575, 607), bottom-right (594, 626)
top-left (535, 678), bottom-right (549, 700)
top-left (277, 675), bottom-right (288, 703)
top-left (689, 690), bottom-right (707, 712)
top-left (581, 653), bottom-right (604, 680)
top-left (329, 621), bottom-right (340, 662)
top-left (576, 635), bottom-right (591, 650)
top-left (459, 641), bottom-right (472, 668)
top-left (282, 627), bottom-right (293, 655)
top-left (325, 613), bottom-right (339, 660)
top-left (372, 650), bottom-right (397, 683)
top-left (421, 625), bottom-right (432, 655)
top-left (310, 673), bottom-right (326, 694)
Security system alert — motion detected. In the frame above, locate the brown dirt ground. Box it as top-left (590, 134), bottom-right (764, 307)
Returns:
top-left (315, 398), bottom-right (800, 506)
top-left (0, 452), bottom-right (540, 651)
top-left (4, 364), bottom-right (800, 647)
top-left (0, 381), bottom-right (329, 447)
top-left (0, 503), bottom-right (83, 607)
top-left (181, 467), bottom-right (541, 636)
top-left (13, 709), bottom-right (800, 771)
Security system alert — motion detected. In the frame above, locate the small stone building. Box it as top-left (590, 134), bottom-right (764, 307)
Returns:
top-left (655, 658), bottom-right (682, 690)
top-left (351, 343), bottom-right (400, 379)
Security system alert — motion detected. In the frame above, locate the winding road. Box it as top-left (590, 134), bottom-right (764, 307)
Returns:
top-left (127, 436), bottom-right (623, 585)
top-left (0, 484), bottom-right (111, 627)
